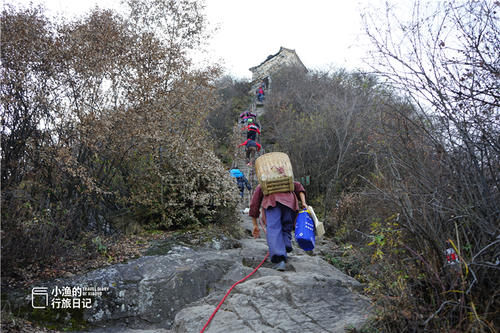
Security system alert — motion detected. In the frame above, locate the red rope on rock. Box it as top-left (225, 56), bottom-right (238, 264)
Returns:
top-left (200, 251), bottom-right (269, 333)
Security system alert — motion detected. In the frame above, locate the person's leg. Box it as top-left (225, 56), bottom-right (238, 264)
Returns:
top-left (264, 205), bottom-right (287, 263)
top-left (247, 147), bottom-right (256, 165)
top-left (280, 206), bottom-right (296, 253)
top-left (250, 147), bottom-right (256, 164)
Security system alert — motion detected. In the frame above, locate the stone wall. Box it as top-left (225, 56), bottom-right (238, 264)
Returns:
top-left (249, 47), bottom-right (307, 84)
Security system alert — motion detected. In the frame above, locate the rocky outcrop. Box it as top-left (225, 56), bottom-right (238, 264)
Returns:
top-left (70, 247), bottom-right (235, 329)
top-left (174, 239), bottom-right (370, 333)
top-left (9, 213), bottom-right (371, 332)
top-left (84, 213), bottom-right (369, 332)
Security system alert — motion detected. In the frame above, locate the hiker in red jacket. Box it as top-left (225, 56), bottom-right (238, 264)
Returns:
top-left (241, 119), bottom-right (261, 141)
top-left (238, 139), bottom-right (261, 166)
top-left (256, 86), bottom-right (265, 102)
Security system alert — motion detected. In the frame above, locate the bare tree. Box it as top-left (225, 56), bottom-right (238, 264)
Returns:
top-left (363, 0), bottom-right (499, 330)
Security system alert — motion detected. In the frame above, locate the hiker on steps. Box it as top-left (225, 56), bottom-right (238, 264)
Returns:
top-left (256, 85), bottom-right (265, 102)
top-left (238, 138), bottom-right (261, 166)
top-left (230, 168), bottom-right (252, 200)
top-left (240, 110), bottom-right (257, 124)
top-left (236, 174), bottom-right (251, 201)
top-left (241, 118), bottom-right (261, 141)
top-left (249, 181), bottom-right (307, 271)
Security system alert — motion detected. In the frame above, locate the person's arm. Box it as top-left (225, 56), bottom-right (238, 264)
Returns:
top-left (293, 182), bottom-right (307, 209)
top-left (249, 186), bottom-right (263, 217)
top-left (299, 191), bottom-right (307, 209)
top-left (252, 217), bottom-right (260, 238)
top-left (256, 142), bottom-right (262, 151)
top-left (238, 139), bottom-right (248, 147)
top-left (249, 186), bottom-right (263, 238)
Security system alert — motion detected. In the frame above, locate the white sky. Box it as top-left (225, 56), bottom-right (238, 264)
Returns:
top-left (10, 0), bottom-right (402, 79)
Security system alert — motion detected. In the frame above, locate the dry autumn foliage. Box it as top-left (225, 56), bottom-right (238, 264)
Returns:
top-left (1, 0), bottom-right (237, 275)
top-left (361, 0), bottom-right (500, 331)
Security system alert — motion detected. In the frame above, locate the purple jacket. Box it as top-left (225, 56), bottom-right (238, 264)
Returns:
top-left (240, 111), bottom-right (257, 118)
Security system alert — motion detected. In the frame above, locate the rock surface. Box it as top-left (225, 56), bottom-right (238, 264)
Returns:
top-left (172, 217), bottom-right (370, 333)
top-left (69, 246), bottom-right (236, 329)
top-left (72, 212), bottom-right (370, 332)
top-left (9, 210), bottom-right (370, 332)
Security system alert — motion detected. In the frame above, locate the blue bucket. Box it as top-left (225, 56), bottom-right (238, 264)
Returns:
top-left (295, 209), bottom-right (315, 251)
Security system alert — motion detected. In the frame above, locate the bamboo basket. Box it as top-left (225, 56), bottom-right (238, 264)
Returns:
top-left (255, 152), bottom-right (294, 195)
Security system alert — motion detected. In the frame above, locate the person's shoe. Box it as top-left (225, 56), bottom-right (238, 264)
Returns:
top-left (272, 261), bottom-right (286, 271)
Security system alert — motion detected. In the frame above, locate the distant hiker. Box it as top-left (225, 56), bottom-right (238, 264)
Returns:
top-left (230, 168), bottom-right (250, 199)
top-left (240, 110), bottom-right (257, 124)
top-left (238, 138), bottom-right (261, 165)
top-left (241, 119), bottom-right (261, 141)
top-left (246, 125), bottom-right (260, 141)
top-left (249, 181), bottom-right (307, 271)
top-left (236, 174), bottom-right (251, 200)
top-left (262, 77), bottom-right (269, 90)
top-left (256, 86), bottom-right (265, 102)
top-left (230, 168), bottom-right (244, 178)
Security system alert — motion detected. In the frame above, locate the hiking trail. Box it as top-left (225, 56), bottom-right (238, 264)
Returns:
top-left (5, 84), bottom-right (371, 333)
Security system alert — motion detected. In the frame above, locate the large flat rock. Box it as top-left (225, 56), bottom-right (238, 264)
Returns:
top-left (173, 249), bottom-right (370, 333)
top-left (65, 246), bottom-right (237, 329)
top-left (11, 214), bottom-right (370, 332)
